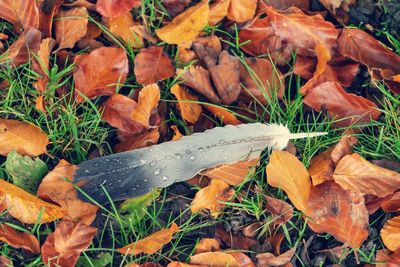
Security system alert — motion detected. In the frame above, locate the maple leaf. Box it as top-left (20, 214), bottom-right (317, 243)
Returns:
top-left (55, 7), bottom-right (88, 50)
top-left (0, 224), bottom-right (40, 254)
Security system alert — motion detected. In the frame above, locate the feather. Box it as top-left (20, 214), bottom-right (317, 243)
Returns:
top-left (74, 123), bottom-right (326, 204)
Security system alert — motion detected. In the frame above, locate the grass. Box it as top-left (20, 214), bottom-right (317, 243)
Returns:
top-left (0, 2), bottom-right (399, 266)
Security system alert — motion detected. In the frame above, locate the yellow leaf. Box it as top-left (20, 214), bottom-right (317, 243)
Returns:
top-left (0, 179), bottom-right (65, 224)
top-left (227, 0), bottom-right (257, 23)
top-left (156, 1), bottom-right (209, 44)
top-left (171, 84), bottom-right (202, 124)
top-left (130, 84), bottom-right (160, 127)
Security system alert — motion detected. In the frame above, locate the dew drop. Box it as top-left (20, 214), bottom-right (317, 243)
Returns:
top-left (162, 176), bottom-right (168, 181)
top-left (175, 154), bottom-right (182, 159)
top-left (220, 139), bottom-right (226, 144)
top-left (189, 155), bottom-right (196, 161)
top-left (186, 149), bottom-right (191, 154)
top-left (198, 147), bottom-right (205, 153)
top-left (154, 168), bottom-right (161, 175)
top-left (85, 169), bottom-right (90, 174)
top-left (132, 187), bottom-right (136, 191)
top-left (143, 179), bottom-right (148, 182)
top-left (140, 159), bottom-right (147, 164)
top-left (220, 148), bottom-right (224, 152)
top-left (165, 155), bottom-right (173, 160)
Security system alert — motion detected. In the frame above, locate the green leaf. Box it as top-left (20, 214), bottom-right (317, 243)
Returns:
top-left (5, 150), bottom-right (48, 194)
top-left (118, 189), bottom-right (160, 225)
top-left (76, 253), bottom-right (112, 267)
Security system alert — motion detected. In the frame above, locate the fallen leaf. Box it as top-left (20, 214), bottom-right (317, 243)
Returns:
top-left (38, 0), bottom-right (64, 38)
top-left (208, 51), bottom-right (241, 105)
top-left (266, 151), bottom-right (311, 213)
top-left (333, 153), bottom-right (400, 198)
top-left (104, 12), bottom-right (139, 48)
top-left (381, 216), bottom-right (400, 252)
top-left (0, 255), bottom-right (12, 266)
top-left (168, 262), bottom-right (206, 267)
top-left (376, 249), bottom-right (400, 266)
top-left (265, 195), bottom-right (294, 226)
top-left (209, 0), bottom-right (230, 26)
top-left (0, 0), bottom-right (39, 32)
top-left (134, 46), bottom-right (175, 85)
top-left (0, 118), bottom-right (48, 156)
top-left (130, 84), bottom-right (160, 127)
top-left (318, 244), bottom-right (350, 263)
top-left (303, 82), bottom-right (381, 127)
top-left (215, 228), bottom-right (258, 250)
top-left (306, 181), bottom-right (369, 248)
top-left (201, 159), bottom-right (258, 185)
top-left (227, 0), bottom-right (257, 23)
top-left (115, 128), bottom-right (159, 153)
top-left (5, 150), bottom-right (48, 194)
top-left (171, 84), bottom-right (202, 124)
top-left (191, 179), bottom-right (234, 217)
top-left (162, 0), bottom-right (191, 17)
top-left (241, 222), bottom-right (261, 238)
top-left (156, 1), bottom-right (209, 45)
top-left (37, 160), bottom-right (98, 225)
top-left (190, 251), bottom-right (255, 267)
top-left (178, 66), bottom-right (221, 104)
top-left (118, 223), bottom-right (179, 255)
top-left (240, 57), bottom-right (284, 104)
top-left (73, 47), bottom-right (129, 103)
top-left (96, 0), bottom-right (141, 17)
top-left (0, 179), bottom-right (65, 224)
top-left (195, 238), bottom-right (221, 254)
top-left (264, 0), bottom-right (310, 10)
top-left (32, 38), bottom-right (56, 94)
top-left (0, 224), bottom-right (40, 254)
top-left (41, 220), bottom-right (97, 267)
top-left (381, 191), bottom-right (400, 212)
top-left (256, 248), bottom-right (296, 267)
top-left (55, 7), bottom-right (88, 50)
top-left (203, 104), bottom-right (241, 125)
top-left (371, 160), bottom-right (400, 173)
top-left (171, 125), bottom-right (183, 141)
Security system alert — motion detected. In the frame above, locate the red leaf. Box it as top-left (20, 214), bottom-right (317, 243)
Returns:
top-left (0, 0), bottom-right (39, 32)
top-left (0, 224), bottom-right (40, 254)
top-left (96, 0), bottom-right (141, 17)
top-left (38, 0), bottom-right (64, 38)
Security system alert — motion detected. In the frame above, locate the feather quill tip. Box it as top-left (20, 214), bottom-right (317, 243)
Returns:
top-left (287, 132), bottom-right (328, 140)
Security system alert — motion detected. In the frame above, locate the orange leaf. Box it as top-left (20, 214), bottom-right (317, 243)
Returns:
top-left (333, 153), bottom-right (400, 198)
top-left (266, 151), bottom-right (311, 213)
top-left (209, 0), bottom-right (230, 26)
top-left (37, 160), bottom-right (98, 225)
top-left (227, 0), bottom-right (257, 23)
top-left (195, 238), bottom-right (221, 254)
top-left (156, 1), bottom-right (209, 45)
top-left (0, 224), bottom-right (40, 254)
top-left (0, 118), bottom-right (48, 156)
top-left (105, 12), bottom-right (143, 48)
top-left (130, 84), bottom-right (161, 127)
top-left (203, 104), bottom-right (241, 125)
top-left (55, 7), bottom-right (88, 50)
top-left (96, 0), bottom-right (141, 17)
top-left (0, 0), bottom-right (39, 32)
top-left (191, 179), bottom-right (234, 217)
top-left (171, 84), bottom-right (202, 124)
top-left (0, 179), bottom-right (65, 224)
top-left (201, 158), bottom-right (258, 185)
top-left (118, 223), bottom-right (179, 255)
top-left (171, 125), bottom-right (183, 141)
top-left (41, 220), bottom-right (97, 267)
top-left (381, 191), bottom-right (400, 212)
top-left (256, 248), bottom-right (296, 267)
top-left (134, 46), bottom-right (175, 85)
top-left (32, 38), bottom-right (56, 81)
top-left (306, 181), bottom-right (369, 248)
top-left (190, 251), bottom-right (255, 267)
top-left (73, 47), bottom-right (129, 103)
top-left (114, 128), bottom-right (159, 153)
top-left (265, 195), bottom-right (294, 226)
top-left (376, 249), bottom-right (400, 266)
top-left (168, 262), bottom-right (207, 267)
top-left (381, 216), bottom-right (400, 252)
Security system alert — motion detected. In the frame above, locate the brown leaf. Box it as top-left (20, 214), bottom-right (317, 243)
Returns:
top-left (74, 47), bottom-right (129, 103)
top-left (191, 179), bottom-right (234, 217)
top-left (309, 135), bottom-right (358, 186)
top-left (306, 181), bottom-right (369, 248)
top-left (0, 224), bottom-right (40, 254)
top-left (162, 0), bottom-right (191, 17)
top-left (156, 1), bottom-right (209, 45)
top-left (215, 228), bottom-right (258, 250)
top-left (376, 249), bottom-right (400, 266)
top-left (118, 223), bottom-right (179, 255)
top-left (38, 0), bottom-right (64, 38)
top-left (303, 82), bottom-right (381, 127)
top-left (319, 0), bottom-right (355, 24)
top-left (240, 57), bottom-right (284, 104)
top-left (203, 104), bottom-right (241, 125)
top-left (37, 160), bottom-right (98, 225)
top-left (381, 216), bottom-right (400, 252)
top-left (178, 66), bottom-right (221, 104)
top-left (264, 0), bottom-right (310, 10)
top-left (209, 0), bottom-right (230, 26)
top-left (256, 248), bottom-right (296, 267)
top-left (0, 118), bottom-right (48, 156)
top-left (318, 244), bottom-right (350, 263)
top-left (265, 195), bottom-right (294, 226)
top-left (104, 12), bottom-right (143, 48)
top-left (0, 179), bottom-right (65, 224)
top-left (32, 38), bottom-right (56, 96)
top-left (227, 0), bottom-right (257, 23)
top-left (114, 128), bottom-right (159, 153)
top-left (266, 151), bottom-right (311, 213)
top-left (208, 51), bottom-right (241, 105)
top-left (371, 160), bottom-right (400, 173)
top-left (0, 0), bottom-right (39, 32)
top-left (195, 238), bottom-right (221, 254)
top-left (171, 84), bottom-right (202, 124)
top-left (134, 46), bottom-right (175, 85)
top-left (55, 7), bottom-right (88, 50)
top-left (130, 84), bottom-right (161, 127)
top-left (333, 153), bottom-right (400, 198)
top-left (201, 159), bottom-right (258, 186)
top-left (381, 191), bottom-right (400, 212)
top-left (41, 220), bottom-right (97, 267)
top-left (96, 0), bottom-right (141, 17)
top-left (190, 251), bottom-right (255, 267)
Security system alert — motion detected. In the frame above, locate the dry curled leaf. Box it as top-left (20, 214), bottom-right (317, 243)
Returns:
top-left (0, 179), bottom-right (65, 224)
top-left (381, 191), bottom-right (400, 212)
top-left (0, 224), bottom-right (40, 254)
top-left (266, 151), bottom-right (311, 213)
top-left (256, 248), bottom-right (296, 267)
top-left (96, 0), bottom-right (141, 17)
top-left (0, 0), bottom-right (39, 32)
top-left (333, 153), bottom-right (400, 198)
top-left (265, 195), bottom-right (294, 226)
top-left (381, 216), bottom-right (400, 252)
top-left (376, 249), bottom-right (400, 266)
top-left (0, 118), bottom-right (48, 156)
top-left (190, 251), bottom-right (255, 267)
top-left (227, 0), bottom-right (257, 23)
top-left (55, 7), bottom-right (88, 50)
top-left (134, 46), bottom-right (175, 85)
top-left (37, 160), bottom-right (98, 225)
top-left (215, 227), bottom-right (258, 250)
top-left (191, 179), bottom-right (234, 217)
top-left (74, 47), bottom-right (129, 103)
top-left (118, 223), bottom-right (179, 255)
top-left (114, 128), bottom-right (160, 153)
top-left (130, 84), bottom-right (161, 128)
top-left (195, 238), bottom-right (221, 254)
top-left (306, 181), bottom-right (369, 248)
top-left (32, 38), bottom-right (56, 93)
top-left (156, 0), bottom-right (209, 45)
top-left (41, 220), bottom-right (97, 267)
top-left (171, 84), bottom-right (202, 124)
